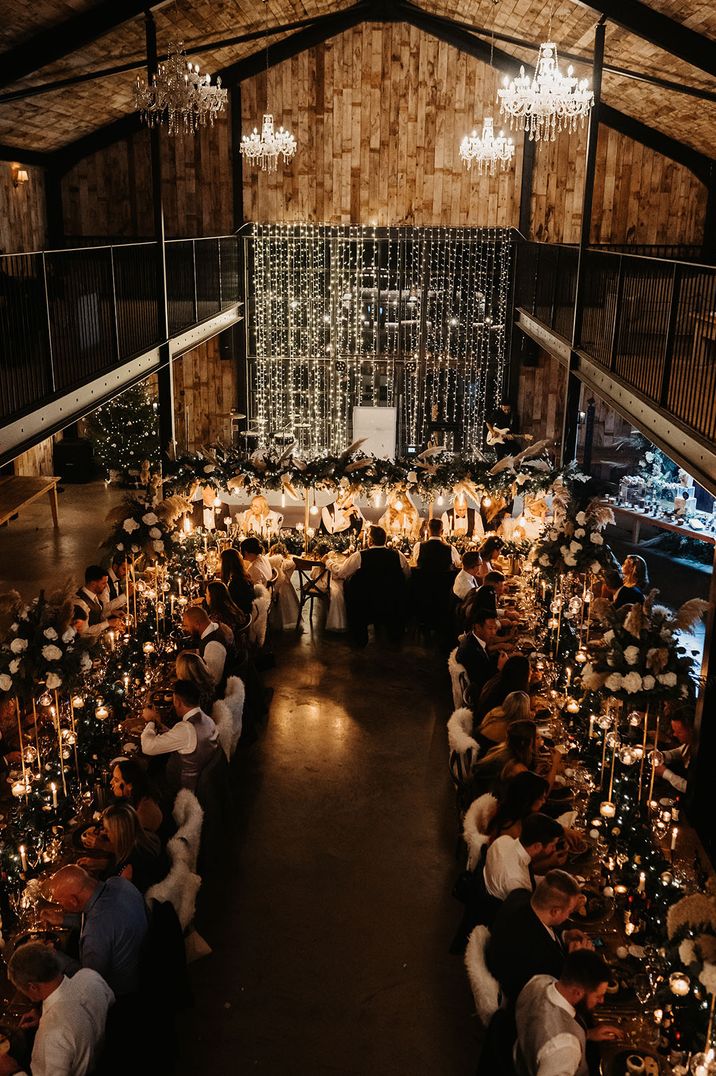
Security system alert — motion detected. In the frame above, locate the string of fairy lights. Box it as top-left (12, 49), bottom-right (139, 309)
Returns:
top-left (247, 223), bottom-right (512, 456)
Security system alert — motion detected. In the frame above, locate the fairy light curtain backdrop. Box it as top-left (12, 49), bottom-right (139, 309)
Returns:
top-left (243, 223), bottom-right (514, 457)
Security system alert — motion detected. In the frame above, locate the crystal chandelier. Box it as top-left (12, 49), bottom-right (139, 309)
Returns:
top-left (460, 117), bottom-right (515, 175)
top-left (239, 114), bottom-right (297, 172)
top-left (498, 41), bottom-right (594, 141)
top-left (135, 41), bottom-right (227, 136)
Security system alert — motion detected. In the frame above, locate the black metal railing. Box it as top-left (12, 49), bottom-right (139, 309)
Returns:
top-left (516, 242), bottom-right (716, 445)
top-left (0, 235), bottom-right (240, 425)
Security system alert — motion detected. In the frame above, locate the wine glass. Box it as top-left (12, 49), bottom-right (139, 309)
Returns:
top-left (633, 972), bottom-right (654, 1042)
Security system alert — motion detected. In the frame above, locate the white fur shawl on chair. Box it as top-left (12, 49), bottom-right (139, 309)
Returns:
top-left (463, 793), bottom-right (498, 871)
top-left (448, 648), bottom-right (469, 709)
top-left (211, 675), bottom-right (245, 759)
top-left (464, 925), bottom-right (501, 1026)
top-left (249, 584), bottom-right (271, 648)
top-left (171, 788), bottom-right (204, 872)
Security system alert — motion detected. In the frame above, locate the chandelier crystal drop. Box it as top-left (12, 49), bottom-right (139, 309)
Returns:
top-left (240, 113), bottom-right (297, 172)
top-left (135, 41), bottom-right (227, 136)
top-left (498, 41), bottom-right (594, 141)
top-left (459, 117), bottom-right (515, 175)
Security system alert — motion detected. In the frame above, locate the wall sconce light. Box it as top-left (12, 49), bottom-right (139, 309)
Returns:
top-left (12, 165), bottom-right (29, 188)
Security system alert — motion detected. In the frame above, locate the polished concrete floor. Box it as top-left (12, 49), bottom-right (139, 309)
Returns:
top-left (178, 629), bottom-right (477, 1076)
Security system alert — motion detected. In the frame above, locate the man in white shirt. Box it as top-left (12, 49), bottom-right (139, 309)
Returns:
top-left (453, 550), bottom-right (483, 599)
top-left (181, 606), bottom-right (228, 690)
top-left (485, 813), bottom-right (564, 901)
top-left (2, 941), bottom-right (114, 1076)
top-left (515, 951), bottom-right (621, 1076)
top-left (76, 566), bottom-right (125, 639)
top-left (240, 537), bottom-right (273, 585)
top-left (141, 679), bottom-right (218, 791)
top-left (653, 710), bottom-right (694, 794)
top-left (100, 556), bottom-right (130, 614)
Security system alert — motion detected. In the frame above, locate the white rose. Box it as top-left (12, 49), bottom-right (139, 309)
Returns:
top-left (43, 627), bottom-right (58, 640)
top-left (589, 533), bottom-right (604, 545)
top-left (679, 939), bottom-right (696, 965)
top-left (80, 652), bottom-right (92, 671)
top-left (699, 963), bottom-right (716, 997)
top-left (142, 512), bottom-right (158, 525)
top-left (658, 672), bottom-right (677, 687)
top-left (9, 659), bottom-right (20, 673)
top-left (591, 561), bottom-right (601, 573)
top-left (0, 674), bottom-right (12, 692)
top-left (576, 511), bottom-right (586, 525)
top-left (574, 528), bottom-right (586, 538)
top-left (642, 675), bottom-right (655, 691)
top-left (564, 554), bottom-right (577, 567)
top-left (603, 630), bottom-right (614, 643)
top-left (116, 543), bottom-right (124, 551)
top-left (569, 541), bottom-right (582, 553)
top-left (149, 527), bottom-right (162, 539)
top-left (41, 644), bottom-right (62, 661)
top-left (624, 646), bottom-right (640, 666)
top-left (46, 672), bottom-right (62, 690)
top-left (10, 638), bottom-right (27, 653)
top-left (645, 452), bottom-right (655, 463)
top-left (605, 673), bottom-right (623, 691)
top-left (203, 465), bottom-right (216, 474)
top-left (61, 628), bottom-right (76, 643)
top-left (123, 518), bottom-right (140, 533)
top-left (153, 540), bottom-right (164, 552)
top-left (622, 672), bottom-right (643, 694)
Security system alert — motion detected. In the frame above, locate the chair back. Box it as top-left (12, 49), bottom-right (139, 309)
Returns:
top-left (464, 925), bottom-right (501, 1026)
top-left (447, 706), bottom-right (478, 792)
top-left (294, 557), bottom-right (330, 598)
top-left (448, 648), bottom-right (470, 709)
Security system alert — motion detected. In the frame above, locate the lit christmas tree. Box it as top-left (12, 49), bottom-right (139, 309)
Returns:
top-left (85, 383), bottom-right (160, 485)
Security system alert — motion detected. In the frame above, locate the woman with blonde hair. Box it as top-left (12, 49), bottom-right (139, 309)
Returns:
top-left (468, 720), bottom-right (560, 799)
top-left (478, 689), bottom-right (532, 747)
top-left (614, 554), bottom-right (649, 609)
top-left (100, 802), bottom-right (167, 893)
top-left (176, 650), bottom-right (216, 711)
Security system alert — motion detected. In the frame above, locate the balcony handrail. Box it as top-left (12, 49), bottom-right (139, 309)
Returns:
top-left (0, 234), bottom-right (239, 260)
top-left (522, 238), bottom-right (715, 274)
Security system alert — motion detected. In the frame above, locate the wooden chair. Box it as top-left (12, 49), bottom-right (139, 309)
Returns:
top-left (292, 557), bottom-right (330, 630)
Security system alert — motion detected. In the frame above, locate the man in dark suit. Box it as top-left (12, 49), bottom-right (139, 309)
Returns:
top-left (456, 607), bottom-right (502, 707)
top-left (487, 870), bottom-right (592, 1004)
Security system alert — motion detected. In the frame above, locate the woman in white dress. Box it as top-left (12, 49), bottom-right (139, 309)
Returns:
top-left (310, 542), bottom-right (348, 632)
top-left (268, 544), bottom-right (299, 630)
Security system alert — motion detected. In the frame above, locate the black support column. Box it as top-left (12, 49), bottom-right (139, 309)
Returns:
top-left (145, 10), bottom-right (175, 458)
top-left (562, 16), bottom-right (605, 465)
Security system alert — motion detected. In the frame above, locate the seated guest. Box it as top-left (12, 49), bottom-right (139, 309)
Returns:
top-left (333, 525), bottom-right (410, 648)
top-left (479, 689), bottom-right (532, 746)
top-left (89, 803), bottom-right (168, 894)
top-left (456, 608), bottom-right (503, 707)
top-left (76, 566), bottom-right (125, 638)
top-left (41, 864), bottom-right (148, 998)
top-left (485, 772), bottom-right (550, 840)
top-left (487, 870), bottom-right (591, 1003)
top-left (240, 536), bottom-right (273, 586)
top-left (453, 550), bottom-right (483, 600)
top-left (653, 706), bottom-right (694, 794)
top-left (175, 650), bottom-right (216, 712)
top-left (220, 547), bottom-right (256, 616)
top-left (102, 555), bottom-right (130, 613)
top-left (109, 758), bottom-right (163, 834)
top-left (0, 692), bottom-right (22, 770)
top-left (321, 489), bottom-right (364, 535)
top-left (597, 567), bottom-right (622, 601)
top-left (475, 654), bottom-right (531, 722)
top-left (205, 579), bottom-right (249, 637)
top-left (515, 950), bottom-right (621, 1075)
top-left (5, 942), bottom-right (114, 1076)
top-left (182, 605), bottom-right (234, 696)
top-left (613, 554), bottom-right (649, 609)
top-left (484, 812), bottom-right (564, 901)
top-left (240, 494), bottom-right (283, 539)
top-left (141, 679), bottom-right (218, 793)
top-left (70, 604), bottom-right (90, 637)
top-left (411, 517), bottom-right (461, 569)
top-left (469, 721), bottom-right (557, 799)
top-left (477, 535), bottom-right (504, 579)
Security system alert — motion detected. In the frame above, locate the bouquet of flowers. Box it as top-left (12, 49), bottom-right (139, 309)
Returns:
top-left (531, 494), bottom-right (616, 578)
top-left (104, 476), bottom-right (192, 564)
top-left (0, 586), bottom-right (92, 700)
top-left (580, 592), bottom-right (708, 701)
top-left (667, 885), bottom-right (716, 997)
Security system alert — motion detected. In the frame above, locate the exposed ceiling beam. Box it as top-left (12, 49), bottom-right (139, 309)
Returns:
top-left (571, 0), bottom-right (716, 79)
top-left (0, 0), bottom-right (159, 91)
top-left (399, 2), bottom-right (714, 184)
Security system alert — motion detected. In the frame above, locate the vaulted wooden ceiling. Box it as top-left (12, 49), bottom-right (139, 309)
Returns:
top-left (0, 0), bottom-right (713, 172)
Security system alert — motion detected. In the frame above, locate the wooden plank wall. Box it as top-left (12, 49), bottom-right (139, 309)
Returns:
top-left (172, 338), bottom-right (238, 452)
top-left (61, 119), bottom-right (233, 239)
top-left (13, 436), bottom-right (56, 476)
top-left (516, 349), bottom-right (566, 448)
top-left (0, 162), bottom-right (46, 253)
top-left (530, 124), bottom-right (707, 245)
top-left (241, 23), bottom-right (525, 226)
